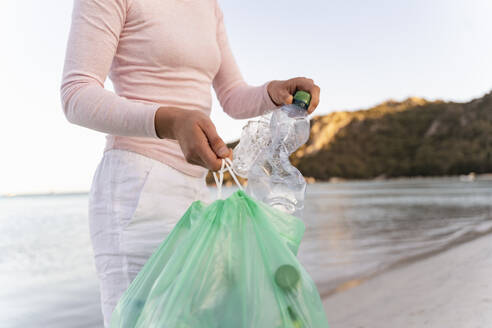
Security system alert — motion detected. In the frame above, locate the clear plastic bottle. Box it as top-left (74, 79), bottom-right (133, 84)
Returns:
top-left (233, 91), bottom-right (311, 217)
top-left (232, 116), bottom-right (271, 178)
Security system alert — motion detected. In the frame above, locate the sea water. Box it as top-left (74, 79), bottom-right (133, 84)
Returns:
top-left (1, 177), bottom-right (491, 327)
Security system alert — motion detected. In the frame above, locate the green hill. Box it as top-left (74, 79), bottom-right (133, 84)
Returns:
top-left (294, 91), bottom-right (492, 179)
top-left (208, 91), bottom-right (492, 183)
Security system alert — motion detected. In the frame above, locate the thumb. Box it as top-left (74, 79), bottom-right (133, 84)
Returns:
top-left (285, 94), bottom-right (294, 105)
top-left (200, 120), bottom-right (230, 158)
top-left (279, 89), bottom-right (293, 105)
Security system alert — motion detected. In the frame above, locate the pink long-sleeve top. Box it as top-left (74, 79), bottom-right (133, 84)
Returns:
top-left (61, 0), bottom-right (275, 177)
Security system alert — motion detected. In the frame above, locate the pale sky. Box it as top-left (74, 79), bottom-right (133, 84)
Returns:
top-left (1, 0), bottom-right (491, 194)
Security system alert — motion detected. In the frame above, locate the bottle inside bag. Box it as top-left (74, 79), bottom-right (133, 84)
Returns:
top-left (232, 91), bottom-right (311, 217)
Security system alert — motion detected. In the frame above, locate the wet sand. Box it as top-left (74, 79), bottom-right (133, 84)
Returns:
top-left (323, 233), bottom-right (492, 328)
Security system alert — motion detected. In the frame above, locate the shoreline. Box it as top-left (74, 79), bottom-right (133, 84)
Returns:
top-left (323, 232), bottom-right (492, 327)
top-left (314, 172), bottom-right (492, 185)
top-left (204, 172), bottom-right (492, 186)
top-left (4, 173), bottom-right (491, 196)
top-left (320, 225), bottom-right (492, 298)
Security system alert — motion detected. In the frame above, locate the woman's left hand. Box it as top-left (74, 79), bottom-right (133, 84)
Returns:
top-left (267, 77), bottom-right (321, 114)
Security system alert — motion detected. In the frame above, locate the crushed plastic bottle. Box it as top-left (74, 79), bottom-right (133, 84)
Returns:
top-left (232, 116), bottom-right (271, 178)
top-left (232, 91), bottom-right (311, 217)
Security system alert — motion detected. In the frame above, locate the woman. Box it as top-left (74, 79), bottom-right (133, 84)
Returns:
top-left (61, 0), bottom-right (320, 326)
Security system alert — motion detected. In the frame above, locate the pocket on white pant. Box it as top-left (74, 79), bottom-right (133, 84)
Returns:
top-left (108, 152), bottom-right (154, 230)
top-left (119, 162), bottom-right (202, 274)
top-left (89, 150), bottom-right (152, 266)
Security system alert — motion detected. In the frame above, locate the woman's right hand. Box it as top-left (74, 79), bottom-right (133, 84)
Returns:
top-left (154, 107), bottom-right (231, 171)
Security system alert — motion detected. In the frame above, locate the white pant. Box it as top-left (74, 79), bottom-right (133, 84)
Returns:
top-left (88, 149), bottom-right (211, 327)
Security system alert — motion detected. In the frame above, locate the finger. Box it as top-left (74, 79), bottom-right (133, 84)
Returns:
top-left (290, 77), bottom-right (319, 113)
top-left (194, 126), bottom-right (223, 171)
top-left (182, 142), bottom-right (206, 167)
top-left (185, 154), bottom-right (203, 167)
top-left (285, 78), bottom-right (299, 94)
top-left (307, 84), bottom-right (321, 113)
top-left (279, 89), bottom-right (293, 105)
top-left (288, 77), bottom-right (318, 111)
top-left (200, 120), bottom-right (230, 158)
top-left (290, 77), bottom-right (314, 94)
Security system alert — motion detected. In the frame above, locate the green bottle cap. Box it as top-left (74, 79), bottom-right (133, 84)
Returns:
top-left (275, 264), bottom-right (300, 290)
top-left (293, 91), bottom-right (311, 110)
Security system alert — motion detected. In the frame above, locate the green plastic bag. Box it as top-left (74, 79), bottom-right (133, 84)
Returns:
top-left (110, 189), bottom-right (329, 328)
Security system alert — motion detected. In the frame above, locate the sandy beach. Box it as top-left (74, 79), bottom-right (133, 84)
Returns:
top-left (323, 233), bottom-right (492, 328)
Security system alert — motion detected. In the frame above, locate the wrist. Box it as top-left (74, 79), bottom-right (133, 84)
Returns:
top-left (155, 107), bottom-right (181, 139)
top-left (267, 80), bottom-right (281, 106)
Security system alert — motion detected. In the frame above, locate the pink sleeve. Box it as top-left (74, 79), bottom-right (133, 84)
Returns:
top-left (212, 2), bottom-right (277, 119)
top-left (60, 0), bottom-right (159, 138)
